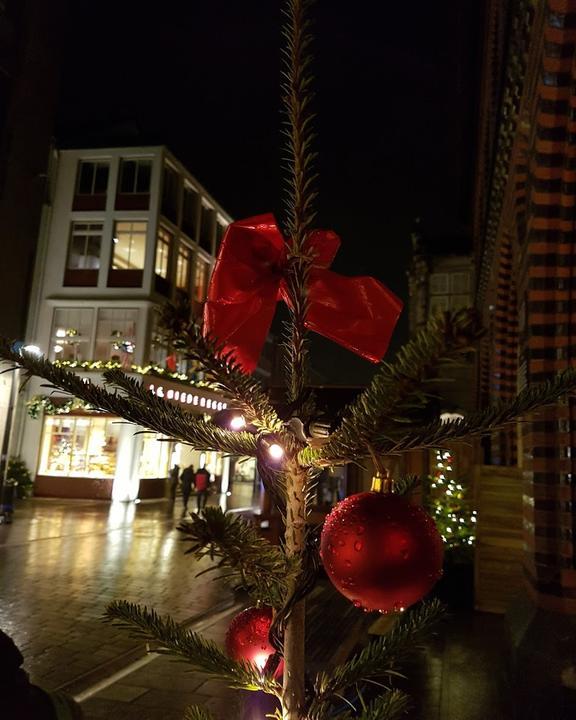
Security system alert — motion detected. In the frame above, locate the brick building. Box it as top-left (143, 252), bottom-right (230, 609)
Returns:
top-left (474, 0), bottom-right (576, 710)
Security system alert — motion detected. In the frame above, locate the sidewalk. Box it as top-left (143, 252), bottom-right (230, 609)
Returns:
top-left (0, 488), bottom-right (256, 693)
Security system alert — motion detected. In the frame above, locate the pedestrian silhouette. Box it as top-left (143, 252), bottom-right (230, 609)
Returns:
top-left (180, 464), bottom-right (195, 514)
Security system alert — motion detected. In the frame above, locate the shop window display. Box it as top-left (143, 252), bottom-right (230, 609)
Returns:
top-left (138, 433), bottom-right (171, 479)
top-left (39, 416), bottom-right (120, 478)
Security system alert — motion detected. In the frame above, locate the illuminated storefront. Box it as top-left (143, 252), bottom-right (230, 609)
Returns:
top-left (30, 378), bottom-right (234, 501)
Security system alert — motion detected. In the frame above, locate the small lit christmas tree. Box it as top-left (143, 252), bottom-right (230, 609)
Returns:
top-left (2, 2), bottom-right (576, 718)
top-left (427, 449), bottom-right (476, 552)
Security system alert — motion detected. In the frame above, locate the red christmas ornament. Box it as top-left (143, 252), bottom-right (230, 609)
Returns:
top-left (225, 606), bottom-right (282, 675)
top-left (320, 492), bottom-right (444, 613)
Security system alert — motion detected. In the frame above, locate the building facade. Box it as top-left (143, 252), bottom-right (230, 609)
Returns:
top-left (473, 0), bottom-right (576, 710)
top-left (15, 146), bottom-right (235, 501)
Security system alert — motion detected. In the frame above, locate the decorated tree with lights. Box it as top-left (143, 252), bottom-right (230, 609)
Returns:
top-left (426, 449), bottom-right (476, 553)
top-left (3, 2), bottom-right (576, 719)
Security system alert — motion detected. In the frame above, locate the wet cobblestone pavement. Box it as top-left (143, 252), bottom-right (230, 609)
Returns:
top-left (0, 493), bottom-right (250, 691)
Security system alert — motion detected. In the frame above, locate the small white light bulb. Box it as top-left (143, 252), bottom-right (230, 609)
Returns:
top-left (268, 443), bottom-right (284, 460)
top-left (230, 415), bottom-right (246, 431)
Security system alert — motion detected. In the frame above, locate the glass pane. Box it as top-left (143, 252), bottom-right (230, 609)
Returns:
top-left (68, 222), bottom-right (103, 270)
top-left (112, 221), bottom-right (147, 270)
top-left (85, 237), bottom-right (102, 269)
top-left (176, 246), bottom-right (190, 289)
top-left (51, 307), bottom-right (93, 361)
top-left (77, 162), bottom-right (94, 194)
top-left (94, 164), bottom-right (109, 194)
top-left (430, 273), bottom-right (449, 295)
top-left (94, 308), bottom-right (138, 362)
top-left (139, 433), bottom-right (171, 479)
top-left (67, 235), bottom-right (87, 270)
top-left (194, 258), bottom-right (209, 302)
top-left (136, 161), bottom-right (152, 193)
top-left (120, 160), bottom-right (136, 193)
top-left (155, 230), bottom-right (171, 278)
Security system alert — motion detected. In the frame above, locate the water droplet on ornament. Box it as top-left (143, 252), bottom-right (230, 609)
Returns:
top-left (354, 540), bottom-right (363, 551)
top-left (356, 525), bottom-right (365, 535)
top-left (344, 560), bottom-right (351, 568)
top-left (337, 539), bottom-right (345, 547)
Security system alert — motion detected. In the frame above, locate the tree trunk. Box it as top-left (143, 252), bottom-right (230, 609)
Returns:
top-left (282, 460), bottom-right (307, 719)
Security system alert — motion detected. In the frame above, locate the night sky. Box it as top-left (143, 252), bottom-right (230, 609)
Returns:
top-left (56, 1), bottom-right (482, 383)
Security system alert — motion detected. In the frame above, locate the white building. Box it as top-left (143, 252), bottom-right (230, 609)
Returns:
top-left (14, 146), bottom-right (236, 501)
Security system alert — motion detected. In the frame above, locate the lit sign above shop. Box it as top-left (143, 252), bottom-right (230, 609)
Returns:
top-left (148, 384), bottom-right (227, 412)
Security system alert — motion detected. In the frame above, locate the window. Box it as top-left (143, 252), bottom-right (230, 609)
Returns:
top-left (200, 205), bottom-right (214, 253)
top-left (73, 161), bottom-right (109, 210)
top-left (138, 433), bottom-right (171, 479)
top-left (162, 165), bottom-right (179, 223)
top-left (450, 294), bottom-right (470, 311)
top-left (39, 416), bottom-right (120, 478)
top-left (194, 256), bottom-right (210, 303)
top-left (215, 221), bottom-right (227, 254)
top-left (109, 221), bottom-right (146, 287)
top-left (64, 222), bottom-right (103, 286)
top-left (176, 244), bottom-right (192, 290)
top-left (429, 296), bottom-right (449, 315)
top-left (451, 272), bottom-right (470, 294)
top-left (94, 308), bottom-right (138, 363)
top-left (51, 308), bottom-right (94, 361)
top-left (182, 184), bottom-right (199, 238)
top-left (116, 159), bottom-right (152, 210)
top-left (119, 159), bottom-right (152, 194)
top-left (155, 228), bottom-right (172, 279)
top-left (429, 273), bottom-right (449, 295)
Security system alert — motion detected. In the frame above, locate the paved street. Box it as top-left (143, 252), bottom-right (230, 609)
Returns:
top-left (0, 484), bottom-right (258, 695)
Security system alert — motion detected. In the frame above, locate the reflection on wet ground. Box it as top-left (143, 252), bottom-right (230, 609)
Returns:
top-left (0, 483), bottom-right (259, 689)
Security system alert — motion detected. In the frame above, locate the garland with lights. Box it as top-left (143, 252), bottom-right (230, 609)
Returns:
top-left (26, 394), bottom-right (97, 419)
top-left (2, 2), bottom-right (576, 719)
top-left (53, 358), bottom-right (212, 387)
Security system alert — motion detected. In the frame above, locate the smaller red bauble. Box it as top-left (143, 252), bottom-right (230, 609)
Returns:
top-left (320, 492), bottom-right (444, 613)
top-left (225, 606), bottom-right (282, 675)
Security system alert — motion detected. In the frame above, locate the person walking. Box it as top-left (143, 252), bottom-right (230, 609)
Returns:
top-left (194, 465), bottom-right (211, 512)
top-left (168, 463), bottom-right (180, 506)
top-left (180, 464), bottom-right (194, 514)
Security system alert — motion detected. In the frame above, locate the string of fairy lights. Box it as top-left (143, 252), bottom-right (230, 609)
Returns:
top-left (428, 449), bottom-right (476, 549)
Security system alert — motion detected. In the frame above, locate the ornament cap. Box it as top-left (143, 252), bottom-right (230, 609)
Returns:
top-left (370, 469), bottom-right (393, 494)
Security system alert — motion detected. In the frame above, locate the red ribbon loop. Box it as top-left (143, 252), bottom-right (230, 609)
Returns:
top-left (203, 214), bottom-right (402, 373)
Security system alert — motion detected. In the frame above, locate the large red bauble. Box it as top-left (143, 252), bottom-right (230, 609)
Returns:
top-left (320, 492), bottom-right (444, 613)
top-left (225, 606), bottom-right (282, 675)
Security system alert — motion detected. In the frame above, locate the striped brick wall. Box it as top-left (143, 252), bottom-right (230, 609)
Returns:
top-left (476, 0), bottom-right (576, 612)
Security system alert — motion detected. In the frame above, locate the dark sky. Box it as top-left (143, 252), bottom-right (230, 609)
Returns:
top-left (57, 1), bottom-right (483, 383)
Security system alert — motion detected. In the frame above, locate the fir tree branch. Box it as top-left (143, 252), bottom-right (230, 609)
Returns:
top-left (104, 601), bottom-right (281, 696)
top-left (281, 0), bottom-right (318, 404)
top-left (314, 310), bottom-right (482, 464)
top-left (334, 690), bottom-right (411, 720)
top-left (0, 341), bottom-right (258, 456)
top-left (180, 325), bottom-right (283, 432)
top-left (309, 600), bottom-right (443, 716)
top-left (384, 367), bottom-right (576, 454)
top-left (178, 507), bottom-right (299, 609)
top-left (183, 707), bottom-right (217, 720)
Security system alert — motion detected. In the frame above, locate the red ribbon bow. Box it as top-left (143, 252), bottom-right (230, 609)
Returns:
top-left (203, 214), bottom-right (403, 373)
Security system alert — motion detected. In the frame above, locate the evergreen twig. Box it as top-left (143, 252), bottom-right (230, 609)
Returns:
top-left (313, 310), bottom-right (483, 464)
top-left (281, 0), bottom-right (318, 404)
top-left (335, 690), bottom-right (411, 720)
top-left (178, 507), bottom-right (299, 609)
top-left (309, 600), bottom-right (444, 716)
top-left (181, 324), bottom-right (283, 432)
top-left (104, 601), bottom-right (282, 696)
top-left (183, 707), bottom-right (217, 720)
top-left (0, 341), bottom-right (258, 456)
